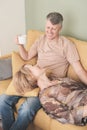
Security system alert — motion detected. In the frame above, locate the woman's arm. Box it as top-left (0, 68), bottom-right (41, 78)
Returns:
top-left (37, 73), bottom-right (59, 90)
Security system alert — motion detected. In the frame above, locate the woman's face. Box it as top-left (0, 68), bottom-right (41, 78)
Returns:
top-left (24, 65), bottom-right (45, 79)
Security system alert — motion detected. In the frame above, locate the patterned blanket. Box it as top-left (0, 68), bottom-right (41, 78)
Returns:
top-left (39, 77), bottom-right (87, 126)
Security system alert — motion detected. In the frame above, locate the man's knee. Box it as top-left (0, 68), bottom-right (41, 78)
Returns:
top-left (0, 94), bottom-right (7, 112)
top-left (0, 94), bottom-right (7, 105)
top-left (18, 97), bottom-right (41, 120)
top-left (27, 97), bottom-right (41, 110)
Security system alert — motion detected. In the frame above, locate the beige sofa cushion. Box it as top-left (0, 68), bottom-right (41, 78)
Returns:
top-left (50, 118), bottom-right (87, 130)
top-left (26, 30), bottom-right (44, 50)
top-left (34, 108), bottom-right (87, 130)
top-left (0, 79), bottom-right (11, 94)
top-left (11, 51), bottom-right (36, 76)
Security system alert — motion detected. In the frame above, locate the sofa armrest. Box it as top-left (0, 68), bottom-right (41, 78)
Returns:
top-left (0, 53), bottom-right (11, 59)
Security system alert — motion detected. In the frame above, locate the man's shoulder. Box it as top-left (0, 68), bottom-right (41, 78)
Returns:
top-left (60, 35), bottom-right (71, 42)
top-left (60, 35), bottom-right (74, 46)
top-left (36, 34), bottom-right (45, 42)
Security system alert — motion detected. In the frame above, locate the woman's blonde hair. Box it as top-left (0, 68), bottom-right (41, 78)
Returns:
top-left (13, 65), bottom-right (37, 95)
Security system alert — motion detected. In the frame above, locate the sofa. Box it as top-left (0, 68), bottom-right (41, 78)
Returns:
top-left (0, 30), bottom-right (87, 130)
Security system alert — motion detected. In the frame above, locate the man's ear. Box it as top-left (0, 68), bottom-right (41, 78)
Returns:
top-left (59, 24), bottom-right (62, 31)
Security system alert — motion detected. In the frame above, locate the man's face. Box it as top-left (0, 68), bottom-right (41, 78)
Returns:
top-left (45, 20), bottom-right (62, 40)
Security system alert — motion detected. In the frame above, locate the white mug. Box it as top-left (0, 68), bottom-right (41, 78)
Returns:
top-left (18, 35), bottom-right (26, 45)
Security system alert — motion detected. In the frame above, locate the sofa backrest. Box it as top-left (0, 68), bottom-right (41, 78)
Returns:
top-left (26, 30), bottom-right (44, 50)
top-left (26, 30), bottom-right (87, 81)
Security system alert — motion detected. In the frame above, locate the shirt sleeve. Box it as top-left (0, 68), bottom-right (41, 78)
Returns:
top-left (64, 38), bottom-right (80, 64)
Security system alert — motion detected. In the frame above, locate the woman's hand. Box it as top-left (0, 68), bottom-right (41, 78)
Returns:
top-left (37, 73), bottom-right (62, 90)
top-left (49, 80), bottom-right (62, 86)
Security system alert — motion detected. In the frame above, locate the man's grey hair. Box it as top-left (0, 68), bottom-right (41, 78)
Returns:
top-left (46, 12), bottom-right (63, 25)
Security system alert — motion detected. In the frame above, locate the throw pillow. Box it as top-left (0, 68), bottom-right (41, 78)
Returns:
top-left (26, 30), bottom-right (44, 50)
top-left (12, 51), bottom-right (37, 76)
top-left (0, 58), bottom-right (12, 80)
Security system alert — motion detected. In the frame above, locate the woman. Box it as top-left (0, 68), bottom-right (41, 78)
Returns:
top-left (13, 64), bottom-right (59, 94)
top-left (13, 64), bottom-right (87, 126)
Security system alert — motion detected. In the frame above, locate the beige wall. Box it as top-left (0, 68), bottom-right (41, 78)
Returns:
top-left (25, 0), bottom-right (87, 41)
top-left (0, 0), bottom-right (26, 55)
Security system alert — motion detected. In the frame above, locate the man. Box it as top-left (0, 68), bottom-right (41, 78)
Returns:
top-left (0, 12), bottom-right (87, 130)
top-left (17, 12), bottom-right (87, 84)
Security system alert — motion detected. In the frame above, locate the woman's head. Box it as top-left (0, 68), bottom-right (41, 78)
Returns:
top-left (13, 65), bottom-right (37, 95)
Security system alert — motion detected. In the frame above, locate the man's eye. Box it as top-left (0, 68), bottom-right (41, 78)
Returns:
top-left (53, 28), bottom-right (56, 30)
